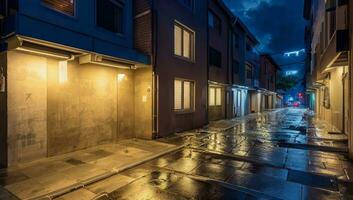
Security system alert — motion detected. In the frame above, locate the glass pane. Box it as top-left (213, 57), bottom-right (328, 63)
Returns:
top-left (216, 88), bottom-right (222, 106)
top-left (184, 81), bottom-right (191, 109)
top-left (42, 0), bottom-right (75, 16)
top-left (174, 25), bottom-right (182, 56)
top-left (183, 30), bottom-right (191, 58)
top-left (209, 88), bottom-right (215, 106)
top-left (174, 80), bottom-right (182, 110)
top-left (96, 0), bottom-right (123, 33)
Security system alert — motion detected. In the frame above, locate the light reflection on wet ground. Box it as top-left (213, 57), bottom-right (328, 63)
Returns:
top-left (57, 108), bottom-right (353, 200)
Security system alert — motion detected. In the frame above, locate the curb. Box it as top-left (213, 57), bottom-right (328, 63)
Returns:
top-left (25, 144), bottom-right (186, 200)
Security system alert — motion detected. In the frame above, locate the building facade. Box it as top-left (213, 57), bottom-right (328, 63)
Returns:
top-left (0, 0), bottom-right (269, 168)
top-left (207, 0), bottom-right (230, 121)
top-left (304, 0), bottom-right (351, 155)
top-left (0, 0), bottom-right (152, 167)
top-left (260, 54), bottom-right (279, 110)
top-left (134, 0), bottom-right (209, 137)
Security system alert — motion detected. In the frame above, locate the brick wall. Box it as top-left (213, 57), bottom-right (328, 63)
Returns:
top-left (134, 0), bottom-right (152, 55)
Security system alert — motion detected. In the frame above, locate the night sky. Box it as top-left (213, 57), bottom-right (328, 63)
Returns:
top-left (223, 0), bottom-right (307, 99)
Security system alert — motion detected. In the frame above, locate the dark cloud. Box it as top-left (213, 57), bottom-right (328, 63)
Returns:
top-left (223, 0), bottom-right (306, 93)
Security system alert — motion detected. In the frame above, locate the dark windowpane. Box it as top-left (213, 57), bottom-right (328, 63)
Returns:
top-left (209, 47), bottom-right (222, 68)
top-left (208, 11), bottom-right (221, 34)
top-left (42, 0), bottom-right (75, 16)
top-left (233, 33), bottom-right (239, 48)
top-left (97, 0), bottom-right (124, 34)
top-left (233, 60), bottom-right (239, 73)
top-left (246, 64), bottom-right (253, 79)
top-left (179, 0), bottom-right (194, 10)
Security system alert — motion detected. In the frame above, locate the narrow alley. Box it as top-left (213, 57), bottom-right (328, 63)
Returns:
top-left (35, 108), bottom-right (353, 200)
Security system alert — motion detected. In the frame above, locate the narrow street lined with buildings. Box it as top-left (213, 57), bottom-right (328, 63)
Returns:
top-left (2, 108), bottom-right (352, 200)
top-left (1, 0), bottom-right (353, 199)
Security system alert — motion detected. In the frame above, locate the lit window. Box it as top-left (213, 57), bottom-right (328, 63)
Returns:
top-left (42, 0), bottom-right (75, 16)
top-left (209, 87), bottom-right (222, 106)
top-left (97, 0), bottom-right (124, 34)
top-left (174, 22), bottom-right (195, 61)
top-left (209, 88), bottom-right (215, 106)
top-left (174, 26), bottom-right (182, 56)
top-left (174, 79), bottom-right (195, 111)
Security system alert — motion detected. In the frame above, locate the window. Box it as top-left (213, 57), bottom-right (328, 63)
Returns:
top-left (174, 79), bottom-right (195, 112)
top-left (329, 10), bottom-right (336, 39)
top-left (208, 11), bottom-right (221, 34)
top-left (178, 0), bottom-right (194, 10)
top-left (232, 60), bottom-right (239, 74)
top-left (209, 47), bottom-right (222, 68)
top-left (42, 0), bottom-right (75, 16)
top-left (233, 33), bottom-right (240, 48)
top-left (209, 87), bottom-right (222, 106)
top-left (246, 63), bottom-right (253, 79)
top-left (174, 23), bottom-right (195, 60)
top-left (97, 0), bottom-right (124, 34)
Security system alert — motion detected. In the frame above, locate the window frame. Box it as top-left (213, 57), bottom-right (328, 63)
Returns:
top-left (41, 0), bottom-right (76, 17)
top-left (209, 86), bottom-right (222, 107)
top-left (174, 21), bottom-right (196, 62)
top-left (95, 0), bottom-right (125, 35)
top-left (174, 78), bottom-right (196, 113)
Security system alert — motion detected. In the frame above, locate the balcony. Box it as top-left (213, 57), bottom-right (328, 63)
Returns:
top-left (317, 3), bottom-right (349, 78)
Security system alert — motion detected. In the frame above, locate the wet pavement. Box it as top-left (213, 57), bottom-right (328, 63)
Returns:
top-left (3, 108), bottom-right (353, 199)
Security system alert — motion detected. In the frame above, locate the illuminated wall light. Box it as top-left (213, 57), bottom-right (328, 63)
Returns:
top-left (59, 61), bottom-right (68, 84)
top-left (117, 73), bottom-right (126, 82)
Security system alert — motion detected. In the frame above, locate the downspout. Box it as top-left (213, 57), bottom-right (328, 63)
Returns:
top-left (342, 71), bottom-right (348, 135)
top-left (151, 0), bottom-right (159, 139)
top-left (206, 0), bottom-right (210, 123)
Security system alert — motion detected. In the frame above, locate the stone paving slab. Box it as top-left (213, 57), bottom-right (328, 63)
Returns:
top-left (0, 139), bottom-right (178, 200)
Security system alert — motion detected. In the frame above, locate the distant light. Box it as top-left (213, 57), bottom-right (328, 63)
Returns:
top-left (284, 49), bottom-right (305, 57)
top-left (59, 61), bottom-right (68, 84)
top-left (289, 97), bottom-right (294, 101)
top-left (285, 70), bottom-right (298, 76)
top-left (117, 73), bottom-right (126, 82)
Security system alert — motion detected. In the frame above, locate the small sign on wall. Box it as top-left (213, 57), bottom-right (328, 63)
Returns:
top-left (0, 68), bottom-right (5, 93)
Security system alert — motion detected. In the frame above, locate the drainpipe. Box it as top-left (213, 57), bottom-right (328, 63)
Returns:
top-left (342, 71), bottom-right (348, 135)
top-left (151, 0), bottom-right (159, 139)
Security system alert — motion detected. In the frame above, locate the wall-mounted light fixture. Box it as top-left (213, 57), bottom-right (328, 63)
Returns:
top-left (117, 73), bottom-right (126, 82)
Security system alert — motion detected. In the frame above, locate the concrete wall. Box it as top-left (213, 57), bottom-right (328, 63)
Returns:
top-left (134, 67), bottom-right (153, 139)
top-left (7, 51), bottom-right (48, 165)
top-left (316, 67), bottom-right (344, 132)
top-left (7, 50), bottom-right (152, 165)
